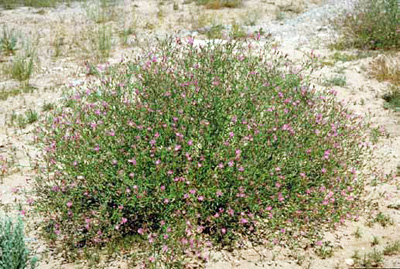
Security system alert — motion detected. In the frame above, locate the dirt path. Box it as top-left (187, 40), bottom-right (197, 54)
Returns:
top-left (0, 0), bottom-right (399, 268)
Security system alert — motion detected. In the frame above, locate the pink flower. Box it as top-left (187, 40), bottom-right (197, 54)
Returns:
top-left (198, 196), bottom-right (204, 202)
top-left (128, 158), bottom-right (137, 165)
top-left (321, 168), bottom-right (327, 173)
top-left (67, 201), bottom-right (73, 208)
top-left (121, 218), bottom-right (127, 224)
top-left (138, 228), bottom-right (144, 235)
top-left (229, 132), bottom-right (234, 138)
top-left (240, 218), bottom-right (248, 224)
top-left (187, 140), bottom-right (193, 146)
top-left (228, 161), bottom-right (234, 167)
top-left (238, 166), bottom-right (244, 172)
top-left (216, 190), bottom-right (223, 197)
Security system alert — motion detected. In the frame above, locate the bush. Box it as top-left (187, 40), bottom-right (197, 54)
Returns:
top-left (333, 0), bottom-right (399, 50)
top-left (0, 214), bottom-right (37, 268)
top-left (35, 39), bottom-right (370, 267)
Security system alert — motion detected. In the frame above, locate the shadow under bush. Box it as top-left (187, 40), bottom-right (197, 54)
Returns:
top-left (34, 39), bottom-right (371, 267)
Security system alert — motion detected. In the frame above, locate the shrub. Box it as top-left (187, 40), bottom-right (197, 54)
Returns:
top-left (35, 39), bottom-right (370, 267)
top-left (333, 0), bottom-right (399, 50)
top-left (0, 214), bottom-right (37, 268)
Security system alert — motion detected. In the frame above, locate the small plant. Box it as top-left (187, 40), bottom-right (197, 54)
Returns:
top-left (332, 0), bottom-right (399, 50)
top-left (315, 241), bottom-right (334, 259)
top-left (373, 212), bottom-right (393, 227)
top-left (383, 241), bottom-right (400, 255)
top-left (323, 75), bottom-right (346, 87)
top-left (371, 236), bottom-right (380, 246)
top-left (42, 102), bottom-right (55, 112)
top-left (353, 227), bottom-right (362, 239)
top-left (0, 214), bottom-right (37, 268)
top-left (0, 26), bottom-right (18, 56)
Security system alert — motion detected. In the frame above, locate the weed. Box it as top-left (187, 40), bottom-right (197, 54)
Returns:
top-left (332, 0), bottom-right (399, 50)
top-left (34, 39), bottom-right (370, 267)
top-left (383, 240), bottom-right (400, 255)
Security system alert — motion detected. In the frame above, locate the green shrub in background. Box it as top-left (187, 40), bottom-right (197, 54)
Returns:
top-left (35, 39), bottom-right (371, 267)
top-left (333, 0), bottom-right (399, 50)
top-left (0, 215), bottom-right (37, 269)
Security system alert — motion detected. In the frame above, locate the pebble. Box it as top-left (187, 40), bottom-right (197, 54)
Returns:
top-left (345, 258), bottom-right (354, 266)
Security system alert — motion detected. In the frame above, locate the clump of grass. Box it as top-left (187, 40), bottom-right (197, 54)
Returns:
top-left (332, 0), bottom-right (399, 50)
top-left (42, 102), bottom-right (55, 112)
top-left (230, 22), bottom-right (247, 40)
top-left (35, 39), bottom-right (370, 267)
top-left (323, 75), bottom-right (346, 87)
top-left (0, 86), bottom-right (34, 101)
top-left (197, 0), bottom-right (242, 9)
top-left (206, 24), bottom-right (225, 39)
top-left (353, 227), bottom-right (362, 239)
top-left (7, 43), bottom-right (36, 87)
top-left (383, 240), bottom-right (400, 255)
top-left (371, 236), bottom-right (380, 246)
top-left (0, 214), bottom-right (37, 268)
top-left (0, 26), bottom-right (19, 56)
top-left (96, 24), bottom-right (112, 61)
top-left (367, 212), bottom-right (393, 227)
top-left (370, 55), bottom-right (400, 86)
top-left (10, 109), bottom-right (38, 128)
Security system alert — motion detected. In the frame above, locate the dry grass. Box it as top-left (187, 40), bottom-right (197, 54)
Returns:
top-left (370, 54), bottom-right (400, 86)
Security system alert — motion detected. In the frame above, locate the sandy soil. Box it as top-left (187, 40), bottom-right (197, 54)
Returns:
top-left (0, 0), bottom-right (399, 268)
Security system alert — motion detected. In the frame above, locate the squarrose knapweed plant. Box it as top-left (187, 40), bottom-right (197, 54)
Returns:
top-left (35, 38), bottom-right (371, 267)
